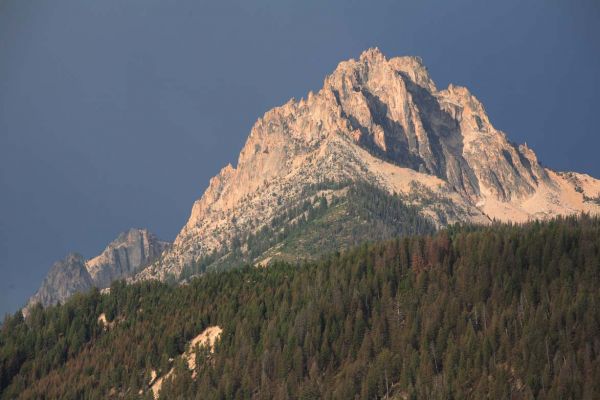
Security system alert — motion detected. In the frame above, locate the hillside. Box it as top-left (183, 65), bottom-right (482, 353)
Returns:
top-left (3, 216), bottom-right (600, 399)
top-left (178, 182), bottom-right (436, 279)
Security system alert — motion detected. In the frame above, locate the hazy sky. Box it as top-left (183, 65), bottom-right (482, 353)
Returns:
top-left (1, 0), bottom-right (599, 316)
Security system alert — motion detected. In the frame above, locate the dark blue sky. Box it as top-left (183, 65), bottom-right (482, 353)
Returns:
top-left (1, 0), bottom-right (599, 316)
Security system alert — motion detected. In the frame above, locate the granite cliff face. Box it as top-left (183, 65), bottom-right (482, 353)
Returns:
top-left (25, 253), bottom-right (92, 312)
top-left (86, 229), bottom-right (169, 288)
top-left (26, 229), bottom-right (168, 312)
top-left (135, 48), bottom-right (600, 281)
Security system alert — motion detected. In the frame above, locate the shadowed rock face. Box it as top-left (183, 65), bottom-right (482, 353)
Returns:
top-left (86, 229), bottom-right (168, 289)
top-left (25, 253), bottom-right (93, 312)
top-left (136, 48), bottom-right (600, 281)
top-left (25, 229), bottom-right (169, 313)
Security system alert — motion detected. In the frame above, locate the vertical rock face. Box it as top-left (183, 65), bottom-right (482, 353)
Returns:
top-left (139, 48), bottom-right (600, 280)
top-left (25, 229), bottom-right (169, 312)
top-left (324, 48), bottom-right (548, 201)
top-left (86, 229), bottom-right (168, 289)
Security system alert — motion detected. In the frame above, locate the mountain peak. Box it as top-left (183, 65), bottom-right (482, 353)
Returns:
top-left (358, 48), bottom-right (433, 90)
top-left (25, 49), bottom-right (600, 293)
top-left (359, 47), bottom-right (386, 63)
top-left (138, 49), bottom-right (600, 280)
top-left (327, 49), bottom-right (436, 98)
top-left (86, 228), bottom-right (168, 288)
top-left (24, 253), bottom-right (92, 316)
top-left (25, 228), bottom-right (169, 314)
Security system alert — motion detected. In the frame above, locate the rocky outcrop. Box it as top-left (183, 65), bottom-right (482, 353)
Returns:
top-left (25, 229), bottom-right (168, 312)
top-left (326, 48), bottom-right (548, 201)
top-left (136, 48), bottom-right (600, 281)
top-left (25, 253), bottom-right (93, 313)
top-left (86, 229), bottom-right (168, 288)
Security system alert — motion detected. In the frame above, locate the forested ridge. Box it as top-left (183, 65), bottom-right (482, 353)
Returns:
top-left (2, 216), bottom-right (600, 399)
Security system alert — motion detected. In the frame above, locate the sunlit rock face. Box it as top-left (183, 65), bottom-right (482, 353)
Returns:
top-left (135, 48), bottom-right (600, 281)
top-left (27, 49), bottom-right (600, 313)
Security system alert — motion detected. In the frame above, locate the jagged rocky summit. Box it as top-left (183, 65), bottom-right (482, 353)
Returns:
top-left (25, 229), bottom-right (168, 314)
top-left (27, 48), bottom-right (600, 309)
top-left (136, 48), bottom-right (600, 281)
